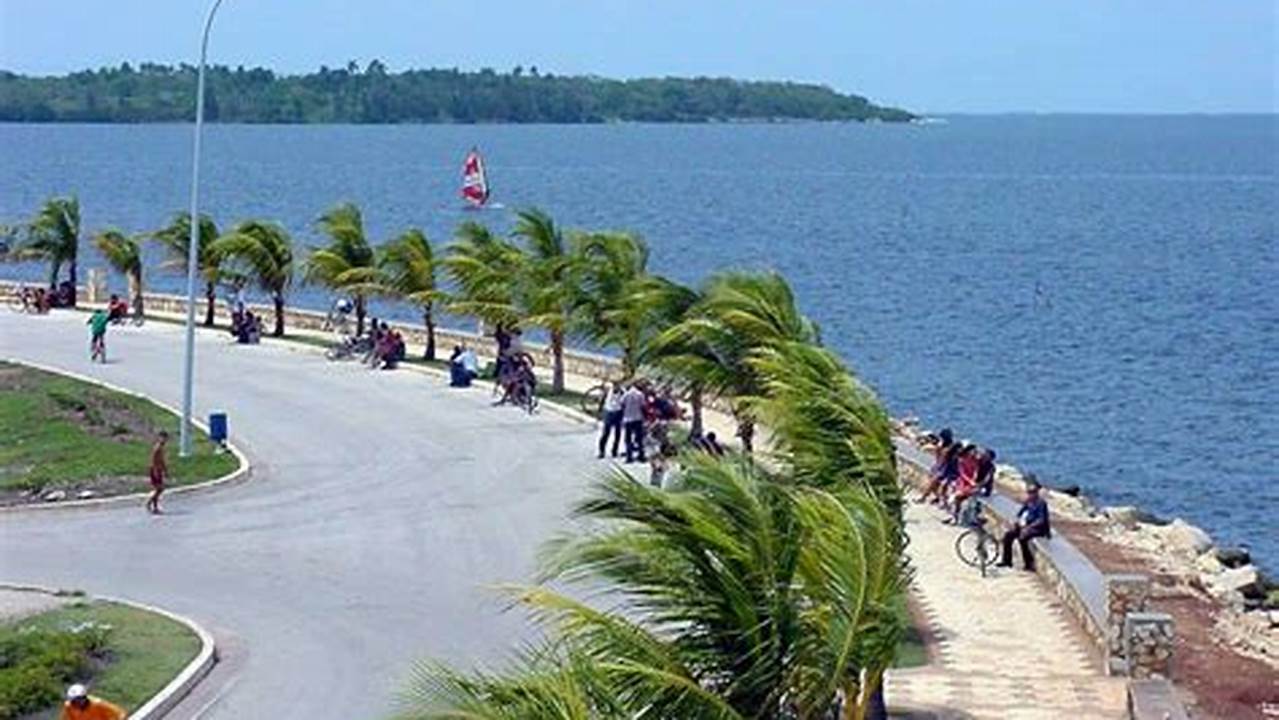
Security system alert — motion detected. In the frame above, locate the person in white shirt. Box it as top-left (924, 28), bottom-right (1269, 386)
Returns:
top-left (597, 383), bottom-right (626, 459)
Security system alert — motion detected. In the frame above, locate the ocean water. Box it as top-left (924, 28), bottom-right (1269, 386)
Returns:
top-left (1, 117), bottom-right (1275, 569)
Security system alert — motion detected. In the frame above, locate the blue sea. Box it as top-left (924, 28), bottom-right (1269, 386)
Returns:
top-left (1, 117), bottom-right (1275, 569)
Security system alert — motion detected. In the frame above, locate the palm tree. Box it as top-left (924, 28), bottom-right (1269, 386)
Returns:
top-left (305, 202), bottom-right (376, 335)
top-left (151, 212), bottom-right (222, 326)
top-left (443, 220), bottom-right (524, 333)
top-left (513, 209), bottom-right (577, 394)
top-left (19, 196), bottom-right (81, 303)
top-left (397, 457), bottom-right (906, 720)
top-left (378, 228), bottom-right (443, 359)
top-left (93, 230), bottom-right (145, 319)
top-left (632, 275), bottom-right (708, 435)
top-left (210, 220), bottom-right (294, 337)
top-left (748, 340), bottom-right (902, 520)
top-left (648, 271), bottom-right (819, 452)
top-left (571, 231), bottom-right (650, 375)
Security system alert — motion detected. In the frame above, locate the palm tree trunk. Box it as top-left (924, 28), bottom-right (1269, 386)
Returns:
top-left (204, 281), bottom-right (216, 326)
top-left (690, 386), bottom-right (704, 438)
top-left (551, 329), bottom-right (565, 394)
top-left (67, 259), bottom-right (77, 307)
top-left (737, 415), bottom-right (755, 454)
top-left (423, 303), bottom-right (436, 360)
top-left (356, 295), bottom-right (367, 336)
top-left (129, 273), bottom-right (145, 319)
top-left (48, 260), bottom-right (61, 289)
top-left (272, 292), bottom-right (285, 337)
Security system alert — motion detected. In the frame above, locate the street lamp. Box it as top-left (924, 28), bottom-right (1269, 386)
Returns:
top-left (180, 0), bottom-right (227, 457)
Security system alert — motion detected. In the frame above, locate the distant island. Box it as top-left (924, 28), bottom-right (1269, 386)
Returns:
top-left (0, 61), bottom-right (913, 124)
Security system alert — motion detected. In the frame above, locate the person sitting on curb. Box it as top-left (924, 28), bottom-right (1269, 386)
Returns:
top-left (944, 444), bottom-right (981, 524)
top-left (106, 294), bottom-right (129, 324)
top-left (449, 345), bottom-right (479, 387)
top-left (918, 429), bottom-right (959, 504)
top-left (997, 481), bottom-right (1051, 571)
top-left (60, 683), bottom-right (125, 720)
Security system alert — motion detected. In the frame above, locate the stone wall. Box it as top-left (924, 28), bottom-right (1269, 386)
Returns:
top-left (895, 441), bottom-right (1179, 685)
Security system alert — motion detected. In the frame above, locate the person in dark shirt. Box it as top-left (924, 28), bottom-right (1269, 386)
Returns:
top-left (997, 482), bottom-right (1051, 571)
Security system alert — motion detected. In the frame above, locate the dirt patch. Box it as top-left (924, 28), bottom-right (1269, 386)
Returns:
top-left (1058, 519), bottom-right (1279, 720)
top-left (0, 475), bottom-right (149, 507)
top-left (45, 386), bottom-right (156, 443)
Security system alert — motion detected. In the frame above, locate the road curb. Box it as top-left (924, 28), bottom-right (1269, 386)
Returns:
top-left (394, 359), bottom-right (599, 426)
top-left (130, 309), bottom-right (602, 427)
top-left (0, 356), bottom-right (251, 513)
top-left (0, 583), bottom-right (217, 719)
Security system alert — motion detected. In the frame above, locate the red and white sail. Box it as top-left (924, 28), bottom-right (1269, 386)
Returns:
top-left (461, 148), bottom-right (490, 208)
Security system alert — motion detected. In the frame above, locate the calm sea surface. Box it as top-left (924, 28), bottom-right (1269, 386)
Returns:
top-left (2, 117), bottom-right (1276, 569)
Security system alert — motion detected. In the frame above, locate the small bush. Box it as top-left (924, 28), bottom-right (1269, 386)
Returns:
top-left (0, 621), bottom-right (110, 719)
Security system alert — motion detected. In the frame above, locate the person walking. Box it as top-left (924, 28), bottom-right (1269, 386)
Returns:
top-left (597, 383), bottom-right (625, 459)
top-left (621, 382), bottom-right (647, 464)
top-left (60, 684), bottom-right (125, 720)
top-left (146, 430), bottom-right (169, 515)
top-left (86, 307), bottom-right (109, 363)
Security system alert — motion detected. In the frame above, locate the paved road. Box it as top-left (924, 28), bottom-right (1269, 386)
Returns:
top-left (0, 311), bottom-right (597, 719)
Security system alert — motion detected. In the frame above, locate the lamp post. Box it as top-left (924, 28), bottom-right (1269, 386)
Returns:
top-left (180, 0), bottom-right (227, 457)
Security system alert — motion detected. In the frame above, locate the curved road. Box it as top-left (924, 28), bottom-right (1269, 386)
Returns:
top-left (0, 311), bottom-right (596, 718)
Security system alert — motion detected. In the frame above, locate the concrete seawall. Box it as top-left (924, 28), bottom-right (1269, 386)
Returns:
top-left (1, 279), bottom-right (1196, 718)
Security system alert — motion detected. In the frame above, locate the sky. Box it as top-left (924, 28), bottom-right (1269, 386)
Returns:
top-left (0, 1), bottom-right (1275, 113)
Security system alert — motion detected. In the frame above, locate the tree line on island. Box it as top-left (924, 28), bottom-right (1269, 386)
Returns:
top-left (0, 61), bottom-right (914, 124)
top-left (4, 195), bottom-right (909, 719)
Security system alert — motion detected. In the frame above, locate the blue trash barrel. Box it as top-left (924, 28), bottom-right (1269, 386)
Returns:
top-left (208, 412), bottom-right (228, 445)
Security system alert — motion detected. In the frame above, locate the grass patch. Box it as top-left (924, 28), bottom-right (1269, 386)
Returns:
top-left (0, 362), bottom-right (238, 498)
top-left (0, 600), bottom-right (200, 718)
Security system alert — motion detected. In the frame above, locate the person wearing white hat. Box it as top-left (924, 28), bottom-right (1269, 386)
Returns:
top-left (60, 683), bottom-right (126, 720)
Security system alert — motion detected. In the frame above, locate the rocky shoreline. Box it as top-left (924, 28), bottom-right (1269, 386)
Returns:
top-left (1009, 474), bottom-right (1279, 668)
top-left (894, 419), bottom-right (1278, 718)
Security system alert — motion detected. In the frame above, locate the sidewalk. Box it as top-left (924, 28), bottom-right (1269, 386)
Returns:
top-left (885, 502), bottom-right (1128, 719)
top-left (116, 306), bottom-right (1129, 718)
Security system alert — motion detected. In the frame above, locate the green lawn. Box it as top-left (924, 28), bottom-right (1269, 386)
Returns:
top-left (0, 362), bottom-right (238, 499)
top-left (0, 600), bottom-right (201, 718)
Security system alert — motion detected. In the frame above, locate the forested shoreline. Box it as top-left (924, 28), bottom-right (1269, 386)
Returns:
top-left (0, 62), bottom-right (913, 124)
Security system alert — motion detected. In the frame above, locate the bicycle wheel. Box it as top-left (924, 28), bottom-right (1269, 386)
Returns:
top-left (581, 384), bottom-right (607, 418)
top-left (6, 292), bottom-right (25, 312)
top-left (955, 529), bottom-right (996, 571)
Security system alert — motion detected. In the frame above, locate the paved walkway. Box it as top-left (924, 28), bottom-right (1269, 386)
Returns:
top-left (886, 502), bottom-right (1128, 719)
top-left (0, 310), bottom-right (1126, 719)
top-left (0, 311), bottom-right (596, 719)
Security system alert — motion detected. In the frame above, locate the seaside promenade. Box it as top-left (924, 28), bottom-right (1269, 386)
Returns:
top-left (0, 310), bottom-right (1127, 719)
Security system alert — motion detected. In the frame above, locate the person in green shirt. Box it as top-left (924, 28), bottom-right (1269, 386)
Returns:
top-left (87, 308), bottom-right (109, 363)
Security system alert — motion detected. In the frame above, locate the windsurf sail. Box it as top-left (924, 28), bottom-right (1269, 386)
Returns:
top-left (461, 147), bottom-right (490, 208)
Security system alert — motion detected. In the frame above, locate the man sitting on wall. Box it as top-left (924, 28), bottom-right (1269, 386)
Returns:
top-left (997, 481), bottom-right (1051, 571)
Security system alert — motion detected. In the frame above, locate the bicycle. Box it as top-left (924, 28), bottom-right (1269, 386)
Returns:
top-left (7, 286), bottom-right (41, 314)
top-left (493, 353), bottom-right (538, 414)
top-left (580, 382), bottom-right (609, 418)
top-left (322, 299), bottom-right (354, 335)
top-left (953, 499), bottom-right (996, 577)
top-left (325, 334), bottom-right (372, 361)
